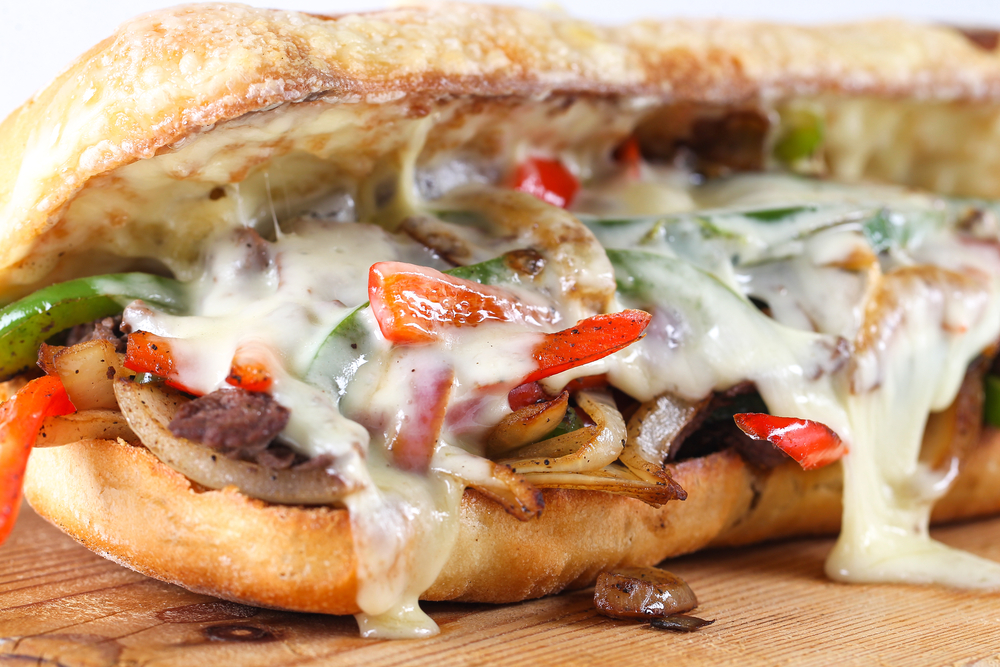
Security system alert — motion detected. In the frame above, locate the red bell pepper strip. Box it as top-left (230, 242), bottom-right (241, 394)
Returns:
top-left (523, 312), bottom-right (650, 384)
top-left (0, 375), bottom-right (76, 545)
top-left (613, 137), bottom-right (642, 178)
top-left (369, 262), bottom-right (555, 345)
top-left (508, 382), bottom-right (549, 410)
top-left (512, 157), bottom-right (579, 209)
top-left (369, 261), bottom-right (651, 384)
top-left (392, 367), bottom-right (454, 473)
top-left (562, 373), bottom-right (610, 394)
top-left (507, 374), bottom-right (609, 410)
top-left (733, 412), bottom-right (847, 470)
top-left (226, 345), bottom-right (273, 393)
top-left (123, 331), bottom-right (200, 395)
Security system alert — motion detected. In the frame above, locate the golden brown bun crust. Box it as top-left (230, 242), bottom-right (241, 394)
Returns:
top-left (3, 3), bottom-right (1000, 282)
top-left (24, 430), bottom-right (1000, 615)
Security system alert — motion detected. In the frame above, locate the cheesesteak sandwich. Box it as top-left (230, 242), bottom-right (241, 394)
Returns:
top-left (3, 2), bottom-right (1000, 638)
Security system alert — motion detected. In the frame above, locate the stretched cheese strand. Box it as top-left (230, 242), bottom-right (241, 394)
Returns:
top-left (121, 162), bottom-right (1000, 637)
top-left (587, 174), bottom-right (1000, 589)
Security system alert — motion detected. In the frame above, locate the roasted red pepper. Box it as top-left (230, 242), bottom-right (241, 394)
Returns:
top-left (507, 374), bottom-right (609, 410)
top-left (0, 375), bottom-right (76, 544)
top-left (508, 382), bottom-right (549, 410)
top-left (733, 412), bottom-right (846, 470)
top-left (613, 136), bottom-right (642, 178)
top-left (226, 345), bottom-right (273, 393)
top-left (123, 331), bottom-right (200, 395)
top-left (369, 262), bottom-right (650, 385)
top-left (512, 157), bottom-right (579, 208)
top-left (523, 312), bottom-right (650, 384)
top-left (562, 374), bottom-right (610, 394)
top-left (127, 333), bottom-right (273, 395)
top-left (369, 262), bottom-right (555, 344)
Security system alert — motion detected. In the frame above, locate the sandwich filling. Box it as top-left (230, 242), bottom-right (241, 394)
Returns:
top-left (4, 95), bottom-right (1000, 637)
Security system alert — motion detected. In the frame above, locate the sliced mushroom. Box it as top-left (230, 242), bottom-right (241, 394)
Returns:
top-left (594, 567), bottom-right (698, 620)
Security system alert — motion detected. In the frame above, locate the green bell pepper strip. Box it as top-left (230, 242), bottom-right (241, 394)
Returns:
top-left (773, 110), bottom-right (825, 164)
top-left (984, 375), bottom-right (1000, 427)
top-left (0, 273), bottom-right (188, 380)
top-left (584, 200), bottom-right (956, 269)
top-left (538, 401), bottom-right (586, 441)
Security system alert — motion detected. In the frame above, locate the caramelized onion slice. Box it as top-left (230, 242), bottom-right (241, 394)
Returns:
top-left (36, 410), bottom-right (136, 447)
top-left (594, 567), bottom-right (698, 620)
top-left (43, 340), bottom-right (123, 410)
top-left (622, 392), bottom-right (709, 482)
top-left (486, 391), bottom-right (568, 457)
top-left (502, 390), bottom-right (625, 474)
top-left (433, 444), bottom-right (543, 521)
top-left (921, 355), bottom-right (986, 470)
top-left (521, 462), bottom-right (685, 506)
top-left (114, 379), bottom-right (358, 505)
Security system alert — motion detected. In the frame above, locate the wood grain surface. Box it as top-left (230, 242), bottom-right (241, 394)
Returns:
top-left (2, 505), bottom-right (1000, 666)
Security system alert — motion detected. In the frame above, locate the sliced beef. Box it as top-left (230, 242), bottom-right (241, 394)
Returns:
top-left (66, 316), bottom-right (127, 353)
top-left (168, 388), bottom-right (290, 462)
top-left (634, 105), bottom-right (770, 177)
top-left (673, 384), bottom-right (791, 469)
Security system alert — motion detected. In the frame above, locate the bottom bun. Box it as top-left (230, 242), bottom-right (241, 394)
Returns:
top-left (23, 430), bottom-right (1000, 615)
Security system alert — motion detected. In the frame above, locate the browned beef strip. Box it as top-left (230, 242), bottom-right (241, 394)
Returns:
top-left (168, 388), bottom-right (290, 460)
top-left (673, 384), bottom-right (791, 469)
top-left (66, 316), bottom-right (127, 353)
top-left (634, 106), bottom-right (770, 177)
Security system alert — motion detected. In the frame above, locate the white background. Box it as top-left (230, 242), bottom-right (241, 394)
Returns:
top-left (0, 0), bottom-right (998, 121)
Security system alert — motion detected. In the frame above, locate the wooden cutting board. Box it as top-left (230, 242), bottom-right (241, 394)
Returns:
top-left (3, 504), bottom-right (1000, 667)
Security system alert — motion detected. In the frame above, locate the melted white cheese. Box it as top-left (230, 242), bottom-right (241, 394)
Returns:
top-left (122, 157), bottom-right (1000, 637)
top-left (591, 173), bottom-right (1000, 590)
top-left (831, 266), bottom-right (1000, 586)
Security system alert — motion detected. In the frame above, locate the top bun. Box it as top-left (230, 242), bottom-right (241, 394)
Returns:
top-left (1, 3), bottom-right (999, 298)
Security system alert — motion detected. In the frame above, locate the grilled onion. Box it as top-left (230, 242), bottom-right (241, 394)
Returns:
top-left (486, 391), bottom-right (568, 457)
top-left (502, 390), bottom-right (625, 474)
top-left (433, 444), bottom-right (543, 520)
top-left (114, 379), bottom-right (359, 505)
top-left (41, 339), bottom-right (122, 410)
top-left (921, 355), bottom-right (986, 470)
top-left (36, 410), bottom-right (136, 447)
top-left (521, 462), bottom-right (686, 505)
top-left (622, 392), bottom-right (709, 484)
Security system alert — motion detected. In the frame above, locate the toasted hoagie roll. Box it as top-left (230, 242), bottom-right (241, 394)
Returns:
top-left (4, 3), bottom-right (1000, 638)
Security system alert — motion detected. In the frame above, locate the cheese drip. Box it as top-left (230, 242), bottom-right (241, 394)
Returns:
top-left (583, 173), bottom-right (1000, 589)
top-left (120, 219), bottom-right (479, 634)
top-left (123, 162), bottom-right (1000, 637)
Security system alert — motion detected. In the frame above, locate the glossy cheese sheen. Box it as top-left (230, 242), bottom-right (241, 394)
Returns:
top-left (589, 174), bottom-right (1000, 589)
top-left (122, 159), bottom-right (1000, 636)
top-left (121, 213), bottom-right (563, 634)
